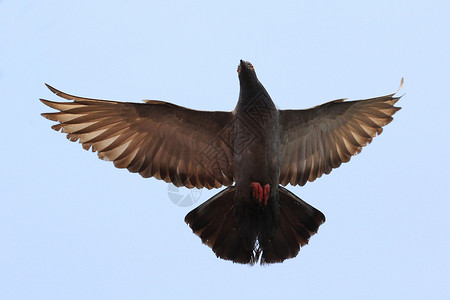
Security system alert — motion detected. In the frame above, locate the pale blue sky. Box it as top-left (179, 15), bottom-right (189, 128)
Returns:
top-left (1, 1), bottom-right (449, 299)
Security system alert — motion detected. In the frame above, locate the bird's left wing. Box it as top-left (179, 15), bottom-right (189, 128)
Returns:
top-left (41, 84), bottom-right (235, 189)
top-left (278, 83), bottom-right (402, 187)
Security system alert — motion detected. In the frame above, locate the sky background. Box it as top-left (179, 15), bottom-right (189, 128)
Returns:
top-left (1, 1), bottom-right (449, 299)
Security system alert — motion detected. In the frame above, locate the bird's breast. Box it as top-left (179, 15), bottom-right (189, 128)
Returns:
top-left (233, 107), bottom-right (281, 186)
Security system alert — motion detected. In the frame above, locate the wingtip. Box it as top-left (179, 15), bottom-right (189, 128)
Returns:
top-left (396, 78), bottom-right (404, 93)
top-left (40, 98), bottom-right (50, 105)
top-left (45, 83), bottom-right (60, 95)
top-left (40, 99), bottom-right (54, 118)
top-left (40, 112), bottom-right (52, 119)
top-left (395, 78), bottom-right (405, 101)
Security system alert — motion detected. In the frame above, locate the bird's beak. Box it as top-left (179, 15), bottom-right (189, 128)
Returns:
top-left (238, 60), bottom-right (245, 74)
top-left (238, 60), bottom-right (254, 75)
top-left (239, 60), bottom-right (249, 73)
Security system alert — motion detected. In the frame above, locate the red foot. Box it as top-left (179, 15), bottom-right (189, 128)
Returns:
top-left (250, 182), bottom-right (271, 206)
top-left (251, 182), bottom-right (263, 202)
top-left (263, 184), bottom-right (270, 206)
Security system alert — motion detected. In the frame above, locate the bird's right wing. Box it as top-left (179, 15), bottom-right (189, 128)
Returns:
top-left (41, 84), bottom-right (236, 189)
top-left (278, 83), bottom-right (402, 186)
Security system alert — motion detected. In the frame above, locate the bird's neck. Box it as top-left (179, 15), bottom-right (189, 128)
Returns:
top-left (236, 80), bottom-right (276, 112)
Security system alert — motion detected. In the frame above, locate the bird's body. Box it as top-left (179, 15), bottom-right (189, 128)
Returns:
top-left (231, 67), bottom-right (281, 261)
top-left (41, 60), bottom-right (402, 264)
top-left (234, 63), bottom-right (280, 205)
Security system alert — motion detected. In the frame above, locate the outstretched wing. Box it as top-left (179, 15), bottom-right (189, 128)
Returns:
top-left (279, 84), bottom-right (402, 186)
top-left (41, 84), bottom-right (235, 189)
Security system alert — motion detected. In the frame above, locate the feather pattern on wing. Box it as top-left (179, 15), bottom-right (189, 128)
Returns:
top-left (279, 89), bottom-right (402, 186)
top-left (41, 84), bottom-right (235, 189)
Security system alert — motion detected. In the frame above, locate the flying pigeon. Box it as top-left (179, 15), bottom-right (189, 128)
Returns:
top-left (41, 60), bottom-right (402, 265)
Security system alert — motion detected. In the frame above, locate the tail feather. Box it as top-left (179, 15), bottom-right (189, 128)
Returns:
top-left (261, 186), bottom-right (326, 264)
top-left (185, 185), bottom-right (325, 265)
top-left (185, 187), bottom-right (235, 247)
top-left (185, 187), bottom-right (256, 264)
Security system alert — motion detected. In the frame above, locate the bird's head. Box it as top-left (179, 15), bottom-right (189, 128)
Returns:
top-left (237, 60), bottom-right (257, 80)
top-left (235, 60), bottom-right (270, 107)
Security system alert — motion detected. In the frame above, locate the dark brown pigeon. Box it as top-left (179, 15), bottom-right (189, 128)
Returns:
top-left (41, 60), bottom-right (402, 265)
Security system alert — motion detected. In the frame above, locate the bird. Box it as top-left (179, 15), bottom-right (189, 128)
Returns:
top-left (41, 60), bottom-right (402, 265)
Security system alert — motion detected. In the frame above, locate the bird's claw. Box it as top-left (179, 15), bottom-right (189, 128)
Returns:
top-left (251, 182), bottom-right (270, 206)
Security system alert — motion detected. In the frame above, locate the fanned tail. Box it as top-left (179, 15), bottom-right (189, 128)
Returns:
top-left (185, 186), bottom-right (325, 265)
